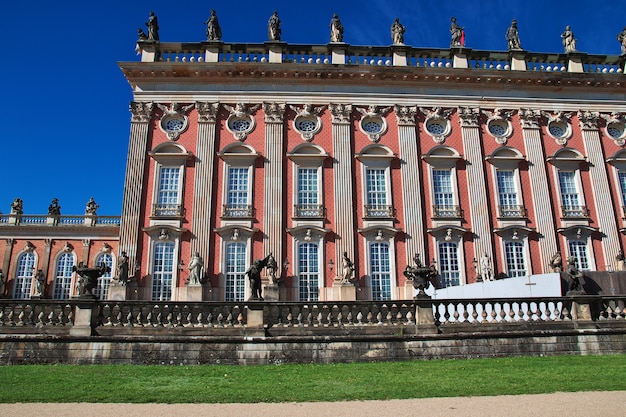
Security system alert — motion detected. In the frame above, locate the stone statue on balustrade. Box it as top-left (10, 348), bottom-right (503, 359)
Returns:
top-left (187, 252), bottom-right (204, 286)
top-left (34, 269), bottom-right (46, 297)
top-left (246, 253), bottom-right (272, 300)
top-left (10, 198), bottom-right (23, 215)
top-left (618, 27), bottom-right (626, 55)
top-left (137, 28), bottom-right (148, 41)
top-left (561, 25), bottom-right (576, 53)
top-left (205, 10), bottom-right (222, 41)
top-left (85, 197), bottom-right (99, 216)
top-left (550, 251), bottom-right (563, 273)
top-left (450, 17), bottom-right (464, 47)
top-left (48, 198), bottom-right (61, 216)
top-left (564, 256), bottom-right (584, 295)
top-left (480, 253), bottom-right (494, 282)
top-left (330, 14), bottom-right (343, 43)
top-left (266, 253), bottom-right (280, 284)
top-left (73, 262), bottom-right (111, 298)
top-left (404, 254), bottom-right (438, 299)
top-left (146, 11), bottom-right (159, 41)
top-left (617, 250), bottom-right (626, 271)
top-left (339, 252), bottom-right (356, 284)
top-left (268, 11), bottom-right (281, 42)
top-left (505, 19), bottom-right (522, 50)
top-left (116, 251), bottom-right (129, 285)
top-left (391, 18), bottom-right (405, 45)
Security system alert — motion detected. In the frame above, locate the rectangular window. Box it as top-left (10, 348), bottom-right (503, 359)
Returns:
top-left (618, 171), bottom-right (626, 206)
top-left (496, 170), bottom-right (523, 217)
top-left (298, 243), bottom-right (319, 301)
top-left (432, 169), bottom-right (458, 217)
top-left (296, 168), bottom-right (322, 217)
top-left (438, 242), bottom-right (460, 288)
top-left (365, 168), bottom-right (391, 217)
top-left (568, 240), bottom-right (590, 270)
top-left (152, 242), bottom-right (174, 301)
top-left (504, 241), bottom-right (527, 277)
top-left (225, 242), bottom-right (246, 301)
top-left (14, 253), bottom-right (35, 299)
top-left (225, 167), bottom-right (250, 217)
top-left (370, 242), bottom-right (391, 300)
top-left (155, 167), bottom-right (181, 216)
top-left (558, 171), bottom-right (584, 216)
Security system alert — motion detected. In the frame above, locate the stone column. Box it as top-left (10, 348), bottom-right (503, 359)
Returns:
top-left (578, 111), bottom-right (621, 269)
top-left (1, 239), bottom-right (14, 296)
top-left (262, 103), bottom-right (286, 281)
top-left (119, 102), bottom-right (153, 271)
top-left (190, 103), bottom-right (220, 287)
top-left (81, 239), bottom-right (91, 265)
top-left (330, 104), bottom-right (356, 274)
top-left (458, 107), bottom-right (494, 272)
top-left (396, 106), bottom-right (425, 263)
top-left (519, 109), bottom-right (558, 272)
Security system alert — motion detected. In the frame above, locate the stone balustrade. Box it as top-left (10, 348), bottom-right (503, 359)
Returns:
top-left (0, 214), bottom-right (120, 227)
top-left (136, 41), bottom-right (626, 74)
top-left (0, 300), bottom-right (76, 329)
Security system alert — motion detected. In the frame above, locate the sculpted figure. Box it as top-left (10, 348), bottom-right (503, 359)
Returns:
top-left (34, 270), bottom-right (45, 296)
top-left (187, 252), bottom-right (204, 285)
top-left (268, 11), bottom-right (281, 41)
top-left (330, 14), bottom-right (343, 43)
top-left (266, 253), bottom-right (279, 284)
top-left (561, 25), bottom-right (576, 53)
top-left (617, 250), bottom-right (626, 271)
top-left (340, 252), bottom-right (355, 284)
top-left (618, 27), bottom-right (626, 55)
top-left (146, 11), bottom-right (159, 41)
top-left (245, 253), bottom-right (272, 300)
top-left (10, 198), bottom-right (23, 215)
top-left (565, 256), bottom-right (584, 294)
top-left (506, 19), bottom-right (522, 50)
top-left (85, 197), bottom-right (99, 215)
top-left (48, 198), bottom-right (61, 216)
top-left (450, 17), bottom-right (464, 46)
top-left (480, 254), bottom-right (494, 282)
top-left (391, 18), bottom-right (406, 45)
top-left (550, 251), bottom-right (563, 273)
top-left (205, 10), bottom-right (222, 41)
top-left (137, 28), bottom-right (148, 41)
top-left (117, 251), bottom-right (129, 285)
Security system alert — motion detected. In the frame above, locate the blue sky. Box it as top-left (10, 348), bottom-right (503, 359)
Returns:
top-left (0, 0), bottom-right (623, 215)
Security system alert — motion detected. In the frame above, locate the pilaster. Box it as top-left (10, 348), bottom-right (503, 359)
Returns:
top-left (190, 102), bottom-right (220, 287)
top-left (395, 105), bottom-right (425, 263)
top-left (519, 108), bottom-right (558, 272)
top-left (263, 103), bottom-right (286, 281)
top-left (330, 104), bottom-right (356, 270)
top-left (458, 107), bottom-right (494, 272)
top-left (1, 239), bottom-right (14, 296)
top-left (119, 102), bottom-right (153, 270)
top-left (578, 111), bottom-right (621, 269)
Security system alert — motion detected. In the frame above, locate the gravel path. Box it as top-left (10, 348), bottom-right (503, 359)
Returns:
top-left (1, 391), bottom-right (625, 417)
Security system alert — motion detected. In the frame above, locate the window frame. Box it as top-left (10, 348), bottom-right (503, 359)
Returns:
top-left (52, 252), bottom-right (76, 300)
top-left (13, 251), bottom-right (36, 299)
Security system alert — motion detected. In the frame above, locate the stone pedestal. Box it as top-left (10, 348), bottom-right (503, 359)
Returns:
top-left (265, 42), bottom-right (286, 63)
top-left (263, 283), bottom-right (280, 301)
top-left (567, 52), bottom-right (586, 73)
top-left (509, 51), bottom-right (528, 71)
top-left (332, 281), bottom-right (356, 301)
top-left (108, 283), bottom-right (128, 301)
top-left (329, 43), bottom-right (347, 65)
top-left (245, 305), bottom-right (264, 328)
top-left (180, 284), bottom-right (203, 301)
top-left (70, 302), bottom-right (95, 337)
top-left (451, 47), bottom-right (471, 68)
top-left (203, 41), bottom-right (222, 63)
top-left (391, 46), bottom-right (408, 66)
top-left (569, 296), bottom-right (593, 321)
top-left (415, 302), bottom-right (438, 334)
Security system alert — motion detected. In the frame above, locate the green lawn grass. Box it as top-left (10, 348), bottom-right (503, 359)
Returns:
top-left (0, 355), bottom-right (624, 403)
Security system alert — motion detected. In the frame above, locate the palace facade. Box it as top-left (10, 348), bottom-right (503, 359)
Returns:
top-left (2, 23), bottom-right (626, 302)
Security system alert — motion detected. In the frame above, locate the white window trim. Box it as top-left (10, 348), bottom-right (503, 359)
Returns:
top-left (429, 230), bottom-right (466, 288)
top-left (362, 233), bottom-right (397, 300)
top-left (216, 228), bottom-right (255, 302)
top-left (148, 143), bottom-right (191, 219)
top-left (294, 239), bottom-right (323, 301)
top-left (145, 228), bottom-right (184, 301)
top-left (500, 238), bottom-right (531, 278)
top-left (52, 251), bottom-right (77, 300)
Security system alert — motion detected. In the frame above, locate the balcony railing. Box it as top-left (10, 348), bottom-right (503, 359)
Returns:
top-left (0, 214), bottom-right (120, 227)
top-left (364, 205), bottom-right (395, 218)
top-left (222, 204), bottom-right (254, 218)
top-left (152, 203), bottom-right (183, 217)
top-left (561, 205), bottom-right (590, 218)
top-left (432, 204), bottom-right (463, 218)
top-left (293, 204), bottom-right (325, 218)
top-left (498, 205), bottom-right (527, 218)
top-left (135, 41), bottom-right (626, 75)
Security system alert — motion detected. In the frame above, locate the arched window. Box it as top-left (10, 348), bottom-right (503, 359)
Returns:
top-left (94, 253), bottom-right (113, 300)
top-left (53, 253), bottom-right (75, 299)
top-left (370, 242), bottom-right (391, 300)
top-left (152, 242), bottom-right (175, 301)
top-left (13, 252), bottom-right (35, 299)
top-left (298, 243), bottom-right (319, 301)
top-left (225, 242), bottom-right (246, 301)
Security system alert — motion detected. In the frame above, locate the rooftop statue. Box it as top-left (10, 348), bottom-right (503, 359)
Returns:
top-left (506, 19), bottom-right (522, 50)
top-left (137, 28), bottom-right (148, 41)
top-left (48, 198), bottom-right (61, 216)
top-left (561, 25), bottom-right (576, 53)
top-left (450, 17), bottom-right (464, 47)
top-left (205, 9), bottom-right (222, 41)
top-left (268, 11), bottom-right (281, 41)
top-left (146, 11), bottom-right (159, 41)
top-left (330, 13), bottom-right (343, 43)
top-left (391, 18), bottom-right (406, 45)
top-left (618, 27), bottom-right (626, 55)
top-left (85, 197), bottom-right (99, 216)
top-left (10, 198), bottom-right (23, 215)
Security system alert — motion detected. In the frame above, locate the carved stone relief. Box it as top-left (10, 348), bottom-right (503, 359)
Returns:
top-left (420, 107), bottom-right (454, 143)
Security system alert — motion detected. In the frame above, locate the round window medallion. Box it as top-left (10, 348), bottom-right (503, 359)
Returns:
top-left (362, 120), bottom-right (383, 133)
top-left (426, 120), bottom-right (446, 135)
top-left (230, 117), bottom-right (251, 132)
top-left (607, 123), bottom-right (625, 139)
top-left (295, 118), bottom-right (318, 132)
top-left (548, 122), bottom-right (567, 138)
top-left (488, 122), bottom-right (507, 137)
top-left (164, 117), bottom-right (185, 132)
top-left (160, 114), bottom-right (189, 140)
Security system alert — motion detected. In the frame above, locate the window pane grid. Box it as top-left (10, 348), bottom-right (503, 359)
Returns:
top-left (53, 253), bottom-right (75, 300)
top-left (439, 242), bottom-right (460, 288)
top-left (298, 243), bottom-right (319, 301)
top-left (298, 168), bottom-right (319, 205)
top-left (505, 241), bottom-right (527, 277)
top-left (152, 242), bottom-right (174, 301)
top-left (14, 253), bottom-right (35, 299)
top-left (94, 254), bottom-right (113, 300)
top-left (370, 243), bottom-right (391, 300)
top-left (157, 167), bottom-right (180, 204)
top-left (433, 169), bottom-right (454, 206)
top-left (225, 243), bottom-right (246, 302)
top-left (558, 171), bottom-right (580, 208)
top-left (619, 171), bottom-right (626, 206)
top-left (568, 240), bottom-right (590, 270)
top-left (496, 170), bottom-right (518, 206)
top-left (227, 168), bottom-right (249, 206)
top-left (366, 168), bottom-right (387, 206)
